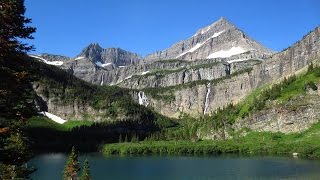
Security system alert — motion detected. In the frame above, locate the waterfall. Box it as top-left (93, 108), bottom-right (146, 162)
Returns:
top-left (203, 83), bottom-right (211, 115)
top-left (100, 72), bottom-right (104, 86)
top-left (138, 91), bottom-right (149, 107)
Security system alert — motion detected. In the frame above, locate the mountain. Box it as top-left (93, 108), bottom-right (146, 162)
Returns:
top-left (34, 18), bottom-right (274, 86)
top-left (29, 44), bottom-right (144, 85)
top-left (145, 17), bottom-right (273, 62)
top-left (75, 43), bottom-right (142, 67)
top-left (2, 19), bottom-right (320, 152)
top-left (27, 20), bottom-right (320, 123)
top-left (1, 53), bottom-right (175, 127)
top-left (134, 26), bottom-right (320, 118)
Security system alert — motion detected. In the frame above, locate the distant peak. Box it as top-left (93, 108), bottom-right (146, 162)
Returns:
top-left (87, 42), bottom-right (102, 49)
top-left (194, 17), bottom-right (234, 36)
top-left (81, 43), bottom-right (103, 53)
top-left (217, 17), bottom-right (227, 22)
top-left (212, 17), bottom-right (233, 27)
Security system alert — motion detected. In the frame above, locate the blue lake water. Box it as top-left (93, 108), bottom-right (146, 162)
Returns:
top-left (29, 153), bottom-right (320, 180)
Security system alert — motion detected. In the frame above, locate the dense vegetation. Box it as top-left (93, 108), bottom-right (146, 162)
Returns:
top-left (24, 115), bottom-right (177, 152)
top-left (103, 121), bottom-right (320, 158)
top-left (0, 0), bottom-right (38, 179)
top-left (0, 0), bottom-right (36, 57)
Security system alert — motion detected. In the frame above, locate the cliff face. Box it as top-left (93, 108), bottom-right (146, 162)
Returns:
top-left (117, 60), bottom-right (261, 89)
top-left (145, 17), bottom-right (273, 62)
top-left (234, 91), bottom-right (320, 134)
top-left (33, 82), bottom-right (106, 122)
top-left (118, 62), bottom-right (227, 89)
top-left (132, 68), bottom-right (260, 118)
top-left (62, 58), bottom-right (222, 86)
top-left (133, 27), bottom-right (320, 118)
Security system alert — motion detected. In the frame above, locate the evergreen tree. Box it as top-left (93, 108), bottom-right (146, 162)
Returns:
top-left (63, 146), bottom-right (80, 180)
top-left (0, 0), bottom-right (38, 179)
top-left (80, 159), bottom-right (92, 180)
top-left (0, 121), bottom-right (34, 179)
top-left (0, 0), bottom-right (36, 57)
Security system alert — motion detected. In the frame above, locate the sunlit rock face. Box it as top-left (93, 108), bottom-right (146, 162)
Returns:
top-left (144, 17), bottom-right (273, 62)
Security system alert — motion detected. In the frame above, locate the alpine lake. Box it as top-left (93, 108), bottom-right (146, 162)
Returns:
top-left (30, 153), bottom-right (320, 180)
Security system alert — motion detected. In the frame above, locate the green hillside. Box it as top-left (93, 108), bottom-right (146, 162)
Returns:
top-left (103, 62), bottom-right (320, 158)
top-left (1, 55), bottom-right (176, 152)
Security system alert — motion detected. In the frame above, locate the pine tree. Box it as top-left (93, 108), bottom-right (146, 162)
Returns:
top-left (80, 159), bottom-right (91, 180)
top-left (63, 146), bottom-right (80, 180)
top-left (0, 121), bottom-right (34, 179)
top-left (0, 0), bottom-right (36, 57)
top-left (0, 0), bottom-right (36, 179)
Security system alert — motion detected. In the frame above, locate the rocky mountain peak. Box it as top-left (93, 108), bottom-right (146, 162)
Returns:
top-left (145, 17), bottom-right (273, 62)
top-left (76, 43), bottom-right (142, 67)
top-left (78, 43), bottom-right (103, 62)
top-left (194, 17), bottom-right (234, 36)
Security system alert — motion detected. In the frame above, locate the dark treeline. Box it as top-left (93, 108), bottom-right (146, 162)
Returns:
top-left (25, 117), bottom-right (167, 152)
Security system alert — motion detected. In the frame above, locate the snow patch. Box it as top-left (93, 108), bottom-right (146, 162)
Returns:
top-left (141, 71), bottom-right (150, 75)
top-left (118, 66), bottom-right (127, 68)
top-left (207, 47), bottom-right (246, 59)
top-left (138, 91), bottom-right (149, 107)
top-left (29, 55), bottom-right (63, 66)
top-left (75, 56), bottom-right (85, 60)
top-left (226, 58), bottom-right (249, 63)
top-left (45, 61), bottom-right (64, 66)
top-left (176, 31), bottom-right (224, 58)
top-left (210, 31), bottom-right (224, 38)
top-left (38, 111), bottom-right (66, 124)
top-left (29, 55), bottom-right (47, 61)
top-left (95, 61), bottom-right (112, 68)
top-left (187, 43), bottom-right (203, 53)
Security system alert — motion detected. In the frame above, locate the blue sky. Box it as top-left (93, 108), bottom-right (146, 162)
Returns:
top-left (25, 0), bottom-right (319, 57)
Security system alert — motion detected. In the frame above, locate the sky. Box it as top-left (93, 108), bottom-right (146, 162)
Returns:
top-left (24, 0), bottom-right (319, 57)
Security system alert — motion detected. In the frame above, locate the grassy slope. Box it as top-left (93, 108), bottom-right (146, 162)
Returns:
top-left (103, 122), bottom-right (320, 158)
top-left (26, 117), bottom-right (94, 132)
